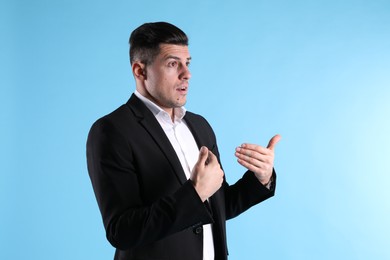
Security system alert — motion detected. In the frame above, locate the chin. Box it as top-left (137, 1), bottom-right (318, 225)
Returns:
top-left (175, 99), bottom-right (186, 107)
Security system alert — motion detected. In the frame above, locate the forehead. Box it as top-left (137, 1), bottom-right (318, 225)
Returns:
top-left (157, 44), bottom-right (191, 59)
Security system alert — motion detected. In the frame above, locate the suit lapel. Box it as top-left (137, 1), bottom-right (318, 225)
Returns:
top-left (184, 114), bottom-right (207, 150)
top-left (184, 113), bottom-right (224, 229)
top-left (184, 113), bottom-right (216, 153)
top-left (126, 94), bottom-right (187, 184)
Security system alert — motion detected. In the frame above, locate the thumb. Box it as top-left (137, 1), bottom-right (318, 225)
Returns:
top-left (197, 146), bottom-right (209, 166)
top-left (267, 134), bottom-right (281, 151)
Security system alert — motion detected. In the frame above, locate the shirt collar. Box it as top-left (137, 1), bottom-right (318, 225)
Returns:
top-left (134, 90), bottom-right (187, 121)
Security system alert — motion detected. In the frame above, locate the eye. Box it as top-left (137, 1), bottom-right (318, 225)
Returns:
top-left (168, 61), bottom-right (178, 68)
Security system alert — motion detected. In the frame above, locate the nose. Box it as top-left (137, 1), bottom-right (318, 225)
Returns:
top-left (179, 65), bottom-right (191, 81)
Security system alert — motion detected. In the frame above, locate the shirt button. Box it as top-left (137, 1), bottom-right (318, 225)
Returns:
top-left (194, 226), bottom-right (203, 235)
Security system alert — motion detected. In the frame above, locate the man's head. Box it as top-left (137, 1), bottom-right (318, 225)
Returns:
top-left (129, 22), bottom-right (188, 66)
top-left (129, 22), bottom-right (192, 117)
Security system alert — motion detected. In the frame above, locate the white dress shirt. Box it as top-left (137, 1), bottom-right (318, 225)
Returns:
top-left (134, 91), bottom-right (215, 260)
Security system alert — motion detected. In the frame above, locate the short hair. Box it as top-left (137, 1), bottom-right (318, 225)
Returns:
top-left (129, 22), bottom-right (188, 65)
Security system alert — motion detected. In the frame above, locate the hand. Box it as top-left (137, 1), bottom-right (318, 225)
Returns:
top-left (235, 134), bottom-right (281, 185)
top-left (190, 146), bottom-right (224, 202)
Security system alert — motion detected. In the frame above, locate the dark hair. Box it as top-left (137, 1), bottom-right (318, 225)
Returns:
top-left (129, 22), bottom-right (188, 65)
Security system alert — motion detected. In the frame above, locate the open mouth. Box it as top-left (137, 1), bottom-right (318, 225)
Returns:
top-left (177, 86), bottom-right (188, 92)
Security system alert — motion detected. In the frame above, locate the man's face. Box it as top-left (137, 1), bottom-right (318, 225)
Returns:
top-left (143, 43), bottom-right (191, 114)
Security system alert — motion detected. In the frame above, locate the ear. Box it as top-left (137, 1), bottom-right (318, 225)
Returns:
top-left (132, 62), bottom-right (147, 80)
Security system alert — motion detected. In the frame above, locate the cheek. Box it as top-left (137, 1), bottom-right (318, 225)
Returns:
top-left (145, 73), bottom-right (160, 90)
top-left (163, 69), bottom-right (178, 80)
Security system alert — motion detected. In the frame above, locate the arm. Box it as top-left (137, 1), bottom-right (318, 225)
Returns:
top-left (223, 169), bottom-right (276, 220)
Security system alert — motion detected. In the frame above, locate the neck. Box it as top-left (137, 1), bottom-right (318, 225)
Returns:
top-left (135, 88), bottom-right (175, 121)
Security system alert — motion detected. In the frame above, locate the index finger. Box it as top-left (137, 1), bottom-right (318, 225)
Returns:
top-left (205, 150), bottom-right (218, 165)
top-left (239, 143), bottom-right (269, 154)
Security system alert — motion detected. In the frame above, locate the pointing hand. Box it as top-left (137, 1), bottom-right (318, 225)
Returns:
top-left (235, 134), bottom-right (281, 185)
top-left (190, 146), bottom-right (224, 202)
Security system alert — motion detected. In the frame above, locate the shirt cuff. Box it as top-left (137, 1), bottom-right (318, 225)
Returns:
top-left (264, 175), bottom-right (274, 190)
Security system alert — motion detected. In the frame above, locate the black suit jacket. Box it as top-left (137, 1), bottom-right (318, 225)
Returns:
top-left (87, 94), bottom-right (276, 260)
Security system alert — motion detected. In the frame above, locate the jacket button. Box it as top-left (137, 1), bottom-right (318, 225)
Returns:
top-left (194, 226), bottom-right (203, 234)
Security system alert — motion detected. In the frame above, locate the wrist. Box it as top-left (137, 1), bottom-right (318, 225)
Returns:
top-left (191, 180), bottom-right (208, 202)
top-left (260, 175), bottom-right (271, 185)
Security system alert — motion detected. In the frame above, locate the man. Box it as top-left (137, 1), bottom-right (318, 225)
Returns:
top-left (87, 22), bottom-right (281, 260)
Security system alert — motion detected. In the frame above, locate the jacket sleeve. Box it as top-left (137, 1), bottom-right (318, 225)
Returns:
top-left (223, 169), bottom-right (276, 220)
top-left (86, 118), bottom-right (213, 250)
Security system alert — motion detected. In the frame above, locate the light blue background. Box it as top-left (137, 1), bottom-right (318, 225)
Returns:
top-left (1, 0), bottom-right (389, 259)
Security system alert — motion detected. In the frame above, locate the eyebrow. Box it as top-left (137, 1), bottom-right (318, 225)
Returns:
top-left (164, 55), bottom-right (192, 61)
